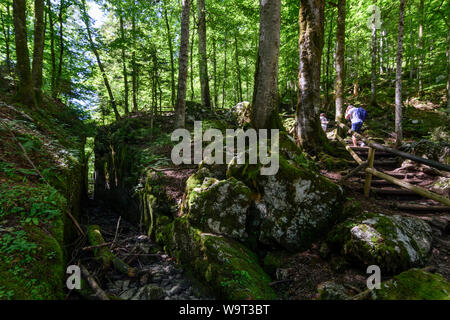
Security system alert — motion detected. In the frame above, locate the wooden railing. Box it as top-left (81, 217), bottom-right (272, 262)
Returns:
top-left (335, 121), bottom-right (450, 207)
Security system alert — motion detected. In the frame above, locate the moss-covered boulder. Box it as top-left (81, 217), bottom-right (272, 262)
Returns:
top-left (360, 268), bottom-right (450, 300)
top-left (156, 216), bottom-right (276, 299)
top-left (227, 101), bottom-right (251, 126)
top-left (182, 173), bottom-right (253, 240)
top-left (326, 213), bottom-right (433, 274)
top-left (228, 157), bottom-right (344, 252)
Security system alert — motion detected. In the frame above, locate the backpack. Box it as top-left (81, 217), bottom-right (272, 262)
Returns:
top-left (355, 107), bottom-right (368, 122)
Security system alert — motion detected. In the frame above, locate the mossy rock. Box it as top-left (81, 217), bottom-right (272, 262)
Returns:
top-left (156, 216), bottom-right (277, 300)
top-left (317, 281), bottom-right (350, 300)
top-left (326, 212), bottom-right (433, 274)
top-left (263, 251), bottom-right (291, 276)
top-left (183, 175), bottom-right (253, 240)
top-left (364, 269), bottom-right (450, 300)
top-left (230, 155), bottom-right (345, 252)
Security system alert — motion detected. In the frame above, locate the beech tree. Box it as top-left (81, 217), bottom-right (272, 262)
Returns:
top-left (174, 0), bottom-right (191, 129)
top-left (251, 0), bottom-right (281, 130)
top-left (295, 0), bottom-right (326, 152)
top-left (32, 0), bottom-right (45, 106)
top-left (197, 0), bottom-right (211, 109)
top-left (335, 0), bottom-right (346, 126)
top-left (395, 0), bottom-right (406, 147)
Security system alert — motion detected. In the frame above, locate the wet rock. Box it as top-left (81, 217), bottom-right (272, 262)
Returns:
top-left (168, 284), bottom-right (183, 296)
top-left (133, 284), bottom-right (165, 300)
top-left (183, 175), bottom-right (253, 240)
top-left (228, 156), bottom-right (345, 251)
top-left (317, 281), bottom-right (350, 300)
top-left (326, 212), bottom-right (433, 274)
top-left (119, 288), bottom-right (137, 300)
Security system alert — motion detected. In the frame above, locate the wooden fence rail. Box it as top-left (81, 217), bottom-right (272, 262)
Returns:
top-left (335, 121), bottom-right (450, 207)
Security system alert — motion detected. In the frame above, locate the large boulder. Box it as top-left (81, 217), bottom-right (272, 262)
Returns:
top-left (182, 169), bottom-right (253, 240)
top-left (227, 101), bottom-right (251, 126)
top-left (356, 268), bottom-right (450, 300)
top-left (326, 212), bottom-right (433, 274)
top-left (156, 216), bottom-right (276, 300)
top-left (228, 157), bottom-right (345, 251)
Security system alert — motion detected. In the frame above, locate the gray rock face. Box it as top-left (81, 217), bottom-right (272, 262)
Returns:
top-left (317, 281), bottom-right (350, 300)
top-left (326, 212), bottom-right (433, 273)
top-left (183, 176), bottom-right (253, 240)
top-left (251, 161), bottom-right (344, 252)
top-left (132, 284), bottom-right (165, 300)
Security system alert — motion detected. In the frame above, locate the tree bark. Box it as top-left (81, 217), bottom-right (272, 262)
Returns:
top-left (0, 2), bottom-right (12, 76)
top-left (324, 9), bottom-right (333, 110)
top-left (163, 6), bottom-right (175, 108)
top-left (295, 0), bottom-right (326, 151)
top-left (395, 0), bottom-right (406, 147)
top-left (46, 0), bottom-right (57, 97)
top-left (370, 0), bottom-right (377, 106)
top-left (234, 33), bottom-right (243, 103)
top-left (56, 0), bottom-right (65, 97)
top-left (197, 0), bottom-right (211, 108)
top-left (174, 0), bottom-right (191, 129)
top-left (189, 10), bottom-right (195, 102)
top-left (222, 29), bottom-right (227, 108)
top-left (212, 36), bottom-right (218, 109)
top-left (12, 0), bottom-right (35, 107)
top-left (32, 0), bottom-right (45, 106)
top-left (251, 0), bottom-right (281, 130)
top-left (131, 7), bottom-right (138, 112)
top-left (335, 0), bottom-right (346, 125)
top-left (418, 0), bottom-right (424, 95)
top-left (119, 13), bottom-right (129, 114)
top-left (81, 0), bottom-right (120, 121)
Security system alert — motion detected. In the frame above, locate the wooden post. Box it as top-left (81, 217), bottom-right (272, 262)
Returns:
top-left (364, 147), bottom-right (375, 197)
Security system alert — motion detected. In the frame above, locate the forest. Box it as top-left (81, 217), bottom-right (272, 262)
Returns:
top-left (0, 0), bottom-right (449, 303)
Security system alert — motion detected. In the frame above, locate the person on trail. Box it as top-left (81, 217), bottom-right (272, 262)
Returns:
top-left (345, 105), bottom-right (368, 147)
top-left (320, 113), bottom-right (329, 132)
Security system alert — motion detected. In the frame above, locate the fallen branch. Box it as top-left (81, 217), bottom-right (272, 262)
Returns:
top-left (339, 161), bottom-right (368, 183)
top-left (87, 225), bottom-right (137, 277)
top-left (80, 264), bottom-right (110, 300)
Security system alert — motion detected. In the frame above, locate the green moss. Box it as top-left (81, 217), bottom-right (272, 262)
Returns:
top-left (369, 269), bottom-right (450, 300)
top-left (263, 251), bottom-right (290, 276)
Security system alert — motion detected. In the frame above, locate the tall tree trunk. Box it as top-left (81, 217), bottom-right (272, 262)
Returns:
top-left (324, 9), bottom-right (333, 110)
top-left (222, 29), bottom-right (227, 108)
top-left (251, 0), bottom-right (281, 130)
top-left (174, 0), bottom-right (191, 129)
top-left (395, 0), bottom-right (406, 147)
top-left (46, 0), bottom-right (57, 97)
top-left (189, 11), bottom-right (196, 102)
top-left (163, 6), bottom-right (175, 108)
top-left (12, 0), bottom-right (35, 107)
top-left (380, 28), bottom-right (385, 74)
top-left (408, 3), bottom-right (414, 81)
top-left (418, 0), bottom-right (424, 95)
top-left (370, 0), bottom-right (378, 106)
top-left (197, 0), bottom-right (211, 108)
top-left (234, 33), bottom-right (243, 103)
top-left (119, 13), bottom-right (129, 114)
top-left (212, 36), bottom-right (218, 109)
top-left (131, 7), bottom-right (138, 112)
top-left (446, 11), bottom-right (450, 111)
top-left (0, 2), bottom-right (12, 76)
top-left (32, 0), bottom-right (45, 106)
top-left (353, 44), bottom-right (359, 96)
top-left (81, 0), bottom-right (120, 121)
top-left (295, 0), bottom-right (326, 152)
top-left (335, 0), bottom-right (346, 125)
top-left (56, 0), bottom-right (65, 96)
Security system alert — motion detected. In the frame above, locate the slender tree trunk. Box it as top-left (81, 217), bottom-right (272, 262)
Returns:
top-left (325, 9), bottom-right (333, 109)
top-left (251, 0), bottom-right (281, 130)
top-left (46, 0), bottom-right (57, 97)
top-left (380, 28), bottom-right (385, 74)
top-left (174, 0), bottom-right (191, 129)
top-left (0, 3), bottom-right (12, 76)
top-left (446, 11), bottom-right (450, 111)
top-left (56, 0), bottom-right (65, 96)
top-left (395, 0), bottom-right (406, 147)
top-left (197, 0), bottom-right (211, 108)
top-left (32, 0), bottom-right (45, 106)
top-left (370, 0), bottom-right (378, 106)
top-left (222, 29), bottom-right (227, 108)
top-left (12, 0), bottom-right (35, 107)
top-left (132, 8), bottom-right (138, 112)
top-left (212, 36), bottom-right (218, 109)
top-left (353, 44), bottom-right (359, 96)
top-left (234, 33), bottom-right (243, 103)
top-left (119, 13), bottom-right (129, 114)
top-left (335, 0), bottom-right (346, 125)
top-left (408, 3), bottom-right (414, 81)
top-left (81, 0), bottom-right (119, 120)
top-left (295, 0), bottom-right (326, 152)
top-left (189, 11), bottom-right (196, 101)
top-left (418, 0), bottom-right (424, 95)
top-left (163, 6), bottom-right (175, 108)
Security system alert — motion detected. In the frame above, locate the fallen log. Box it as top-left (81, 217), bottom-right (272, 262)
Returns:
top-left (391, 203), bottom-right (450, 212)
top-left (87, 225), bottom-right (137, 277)
top-left (80, 265), bottom-right (110, 300)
